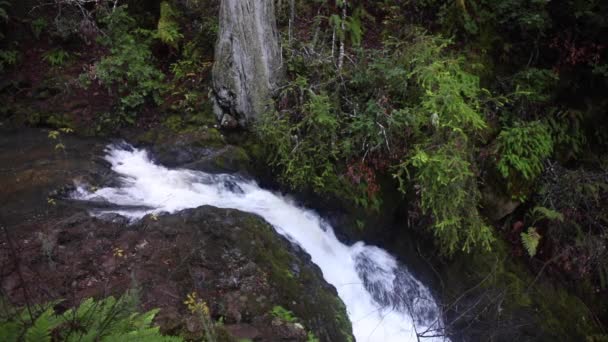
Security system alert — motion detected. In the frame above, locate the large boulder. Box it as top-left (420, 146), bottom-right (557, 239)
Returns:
top-left (212, 0), bottom-right (283, 128)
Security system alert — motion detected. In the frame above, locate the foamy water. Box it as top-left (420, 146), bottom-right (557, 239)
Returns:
top-left (72, 144), bottom-right (447, 342)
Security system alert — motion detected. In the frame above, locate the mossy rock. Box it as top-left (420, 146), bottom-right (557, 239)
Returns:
top-left (147, 206), bottom-right (354, 341)
top-left (443, 236), bottom-right (602, 341)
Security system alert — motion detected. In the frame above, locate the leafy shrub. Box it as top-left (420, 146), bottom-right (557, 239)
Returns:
top-left (0, 49), bottom-right (18, 72)
top-left (157, 1), bottom-right (183, 48)
top-left (395, 145), bottom-right (494, 254)
top-left (270, 305), bottom-right (297, 323)
top-left (170, 42), bottom-right (210, 82)
top-left (82, 6), bottom-right (165, 122)
top-left (496, 121), bottom-right (553, 189)
top-left (257, 92), bottom-right (342, 193)
top-left (0, 292), bottom-right (182, 341)
top-left (391, 34), bottom-right (493, 254)
top-left (546, 109), bottom-right (586, 161)
top-left (405, 37), bottom-right (487, 133)
top-left (30, 18), bottom-right (47, 39)
top-left (42, 49), bottom-right (69, 67)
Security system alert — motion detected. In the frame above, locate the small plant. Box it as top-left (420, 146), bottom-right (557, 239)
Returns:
top-left (521, 227), bottom-right (541, 257)
top-left (496, 120), bottom-right (553, 198)
top-left (0, 49), bottom-right (18, 72)
top-left (157, 1), bottom-right (183, 48)
top-left (184, 292), bottom-right (216, 342)
top-left (307, 331), bottom-right (320, 342)
top-left (47, 127), bottom-right (72, 152)
top-left (30, 18), bottom-right (47, 39)
top-left (43, 49), bottom-right (70, 67)
top-left (271, 305), bottom-right (297, 323)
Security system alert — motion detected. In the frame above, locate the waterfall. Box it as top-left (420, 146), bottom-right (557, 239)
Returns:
top-left (72, 144), bottom-right (448, 342)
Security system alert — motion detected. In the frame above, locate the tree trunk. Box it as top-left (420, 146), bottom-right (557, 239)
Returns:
top-left (212, 0), bottom-right (283, 128)
top-left (337, 0), bottom-right (347, 71)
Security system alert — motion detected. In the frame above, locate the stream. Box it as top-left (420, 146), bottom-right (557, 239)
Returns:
top-left (72, 143), bottom-right (447, 342)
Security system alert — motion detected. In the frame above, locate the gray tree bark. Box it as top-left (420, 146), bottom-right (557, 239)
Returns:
top-left (212, 0), bottom-right (283, 128)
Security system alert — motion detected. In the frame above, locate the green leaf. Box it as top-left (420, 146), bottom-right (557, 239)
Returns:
top-left (532, 206), bottom-right (564, 222)
top-left (25, 308), bottom-right (61, 342)
top-left (521, 227), bottom-right (541, 257)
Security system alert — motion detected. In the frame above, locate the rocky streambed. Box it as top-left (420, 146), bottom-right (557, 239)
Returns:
top-left (0, 128), bottom-right (353, 341)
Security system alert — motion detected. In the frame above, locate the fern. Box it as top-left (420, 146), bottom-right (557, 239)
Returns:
top-left (532, 206), bottom-right (564, 222)
top-left (25, 308), bottom-right (61, 342)
top-left (396, 145), bottom-right (494, 255)
top-left (521, 227), bottom-right (541, 257)
top-left (271, 305), bottom-right (297, 323)
top-left (157, 1), bottom-right (183, 48)
top-left (0, 293), bottom-right (182, 342)
top-left (43, 49), bottom-right (70, 67)
top-left (0, 321), bottom-right (19, 341)
top-left (497, 121), bottom-right (553, 182)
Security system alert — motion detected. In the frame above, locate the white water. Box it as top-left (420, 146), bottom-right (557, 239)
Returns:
top-left (73, 144), bottom-right (447, 342)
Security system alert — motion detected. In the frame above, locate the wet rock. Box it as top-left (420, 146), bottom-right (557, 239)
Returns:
top-left (480, 185), bottom-right (521, 221)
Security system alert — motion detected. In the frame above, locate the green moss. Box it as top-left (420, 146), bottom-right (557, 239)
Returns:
top-left (212, 146), bottom-right (250, 170)
top-left (232, 216), bottom-right (353, 341)
top-left (164, 114), bottom-right (184, 132)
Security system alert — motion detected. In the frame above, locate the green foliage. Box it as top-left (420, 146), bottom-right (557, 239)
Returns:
top-left (82, 5), bottom-right (165, 123)
top-left (258, 31), bottom-right (494, 253)
top-left (531, 206), bottom-right (564, 223)
top-left (0, 49), bottom-right (18, 72)
top-left (546, 109), bottom-right (587, 161)
top-left (30, 18), bottom-right (47, 40)
top-left (0, 292), bottom-right (182, 342)
top-left (390, 34), bottom-right (493, 255)
top-left (157, 1), bottom-right (183, 48)
top-left (257, 91), bottom-right (342, 194)
top-left (496, 121), bottom-right (553, 188)
top-left (396, 145), bottom-right (494, 254)
top-left (307, 331), bottom-right (320, 342)
top-left (170, 42), bottom-right (206, 81)
top-left (535, 164), bottom-right (608, 287)
top-left (271, 306), bottom-right (297, 323)
top-left (511, 68), bottom-right (559, 104)
top-left (42, 49), bottom-right (70, 67)
top-left (521, 227), bottom-right (541, 257)
top-left (405, 36), bottom-right (487, 133)
top-left (329, 5), bottom-right (370, 47)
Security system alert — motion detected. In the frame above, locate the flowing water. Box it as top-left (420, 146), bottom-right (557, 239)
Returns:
top-left (72, 143), bottom-right (447, 342)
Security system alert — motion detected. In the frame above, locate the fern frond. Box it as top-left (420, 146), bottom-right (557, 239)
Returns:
top-left (25, 308), bottom-right (61, 342)
top-left (0, 321), bottom-right (20, 342)
top-left (521, 227), bottom-right (541, 257)
top-left (532, 206), bottom-right (564, 222)
top-left (157, 1), bottom-right (183, 47)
